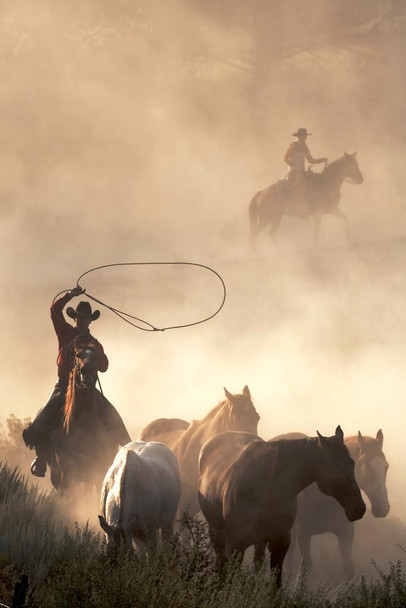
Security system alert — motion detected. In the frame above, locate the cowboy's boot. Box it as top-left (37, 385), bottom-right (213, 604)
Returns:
top-left (30, 456), bottom-right (47, 477)
top-left (30, 443), bottom-right (50, 478)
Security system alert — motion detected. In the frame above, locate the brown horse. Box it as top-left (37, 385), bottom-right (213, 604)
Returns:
top-left (249, 152), bottom-right (364, 249)
top-left (294, 429), bottom-right (390, 578)
top-left (50, 337), bottom-right (128, 494)
top-left (198, 427), bottom-right (366, 586)
top-left (139, 386), bottom-right (260, 518)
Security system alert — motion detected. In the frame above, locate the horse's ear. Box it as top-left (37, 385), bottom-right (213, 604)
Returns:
top-left (335, 425), bottom-right (344, 443)
top-left (376, 429), bottom-right (384, 446)
top-left (358, 431), bottom-right (367, 452)
top-left (98, 515), bottom-right (113, 534)
top-left (242, 385), bottom-right (251, 398)
top-left (224, 387), bottom-right (233, 401)
top-left (353, 151), bottom-right (357, 156)
top-left (317, 430), bottom-right (327, 446)
top-left (344, 151), bottom-right (349, 157)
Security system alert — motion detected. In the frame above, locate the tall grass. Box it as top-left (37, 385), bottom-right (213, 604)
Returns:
top-left (0, 463), bottom-right (405, 607)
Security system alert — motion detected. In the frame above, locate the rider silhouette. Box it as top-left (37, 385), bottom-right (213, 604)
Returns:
top-left (283, 128), bottom-right (328, 186)
top-left (282, 128), bottom-right (328, 217)
top-left (22, 286), bottom-right (130, 477)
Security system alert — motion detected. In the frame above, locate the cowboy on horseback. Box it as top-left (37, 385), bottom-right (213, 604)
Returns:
top-left (283, 128), bottom-right (328, 186)
top-left (22, 286), bottom-right (130, 478)
top-left (282, 128), bottom-right (328, 217)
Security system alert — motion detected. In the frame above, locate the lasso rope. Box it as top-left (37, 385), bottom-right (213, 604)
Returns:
top-left (54, 261), bottom-right (226, 332)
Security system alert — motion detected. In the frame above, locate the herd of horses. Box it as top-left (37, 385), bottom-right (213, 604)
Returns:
top-left (39, 158), bottom-right (378, 584)
top-left (45, 336), bottom-right (390, 585)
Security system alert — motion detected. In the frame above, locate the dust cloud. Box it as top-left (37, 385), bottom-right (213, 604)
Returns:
top-left (1, 0), bottom-right (406, 580)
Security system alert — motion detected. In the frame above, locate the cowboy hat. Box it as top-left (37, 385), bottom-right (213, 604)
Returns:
top-left (293, 127), bottom-right (311, 137)
top-left (66, 301), bottom-right (100, 321)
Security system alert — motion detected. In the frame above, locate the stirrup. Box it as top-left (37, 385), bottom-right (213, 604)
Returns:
top-left (30, 457), bottom-right (47, 478)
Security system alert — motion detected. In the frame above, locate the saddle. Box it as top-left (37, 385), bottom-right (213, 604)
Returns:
top-left (278, 170), bottom-right (318, 218)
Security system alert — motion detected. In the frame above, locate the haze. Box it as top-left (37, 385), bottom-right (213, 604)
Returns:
top-left (1, 0), bottom-right (405, 579)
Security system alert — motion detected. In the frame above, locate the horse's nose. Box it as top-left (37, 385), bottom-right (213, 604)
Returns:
top-left (80, 364), bottom-right (95, 385)
top-left (371, 502), bottom-right (390, 518)
top-left (345, 499), bottom-right (366, 522)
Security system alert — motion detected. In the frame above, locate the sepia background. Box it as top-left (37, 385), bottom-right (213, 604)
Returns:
top-left (1, 0), bottom-right (406, 582)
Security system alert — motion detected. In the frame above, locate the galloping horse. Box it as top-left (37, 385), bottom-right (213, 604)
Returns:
top-left (198, 427), bottom-right (366, 586)
top-left (139, 386), bottom-right (260, 518)
top-left (50, 337), bottom-right (127, 493)
top-left (249, 153), bottom-right (364, 249)
top-left (295, 429), bottom-right (390, 577)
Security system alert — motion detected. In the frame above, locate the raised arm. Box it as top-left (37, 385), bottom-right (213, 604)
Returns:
top-left (304, 144), bottom-right (327, 165)
top-left (51, 287), bottom-right (85, 340)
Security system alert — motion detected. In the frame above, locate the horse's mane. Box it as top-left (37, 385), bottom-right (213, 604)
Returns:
top-left (248, 437), bottom-right (319, 476)
top-left (200, 400), bottom-right (228, 423)
top-left (321, 155), bottom-right (348, 176)
top-left (237, 436), bottom-right (318, 469)
top-left (269, 437), bottom-right (318, 456)
top-left (63, 336), bottom-right (97, 432)
top-left (63, 369), bottom-right (76, 432)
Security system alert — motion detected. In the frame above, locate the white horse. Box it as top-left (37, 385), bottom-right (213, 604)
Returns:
top-left (99, 441), bottom-right (181, 555)
top-left (294, 430), bottom-right (390, 577)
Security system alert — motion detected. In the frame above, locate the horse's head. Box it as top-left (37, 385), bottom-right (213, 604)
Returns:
top-left (98, 516), bottom-right (126, 553)
top-left (63, 337), bottom-right (99, 433)
top-left (223, 386), bottom-right (260, 434)
top-left (355, 430), bottom-right (390, 518)
top-left (315, 425), bottom-right (366, 522)
top-left (343, 151), bottom-right (364, 184)
top-left (73, 337), bottom-right (99, 389)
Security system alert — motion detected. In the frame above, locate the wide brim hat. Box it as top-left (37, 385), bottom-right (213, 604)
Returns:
top-left (293, 127), bottom-right (311, 137)
top-left (66, 300), bottom-right (100, 321)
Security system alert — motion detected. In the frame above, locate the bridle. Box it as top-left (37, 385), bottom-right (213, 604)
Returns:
top-left (72, 342), bottom-right (98, 389)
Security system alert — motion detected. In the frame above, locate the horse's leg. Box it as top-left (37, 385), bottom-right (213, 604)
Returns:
top-left (254, 541), bottom-right (266, 572)
top-left (268, 532), bottom-right (291, 587)
top-left (284, 522), bottom-right (298, 578)
top-left (124, 529), bottom-right (135, 552)
top-left (268, 214), bottom-right (283, 246)
top-left (146, 529), bottom-right (159, 556)
top-left (330, 208), bottom-right (351, 245)
top-left (336, 524), bottom-right (355, 578)
top-left (208, 523), bottom-right (227, 569)
top-left (250, 216), bottom-right (270, 253)
top-left (134, 538), bottom-right (147, 559)
top-left (297, 526), bottom-right (313, 574)
top-left (225, 537), bottom-right (246, 565)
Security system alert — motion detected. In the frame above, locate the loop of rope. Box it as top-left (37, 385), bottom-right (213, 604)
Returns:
top-left (54, 261), bottom-right (226, 332)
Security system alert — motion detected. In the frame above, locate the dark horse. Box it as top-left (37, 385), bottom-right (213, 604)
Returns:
top-left (294, 429), bottom-right (390, 578)
top-left (50, 337), bottom-right (129, 493)
top-left (249, 153), bottom-right (364, 249)
top-left (198, 427), bottom-right (366, 586)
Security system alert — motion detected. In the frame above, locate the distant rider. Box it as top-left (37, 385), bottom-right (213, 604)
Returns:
top-left (283, 127), bottom-right (328, 187)
top-left (22, 286), bottom-right (130, 477)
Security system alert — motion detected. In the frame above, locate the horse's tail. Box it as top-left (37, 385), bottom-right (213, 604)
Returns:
top-left (249, 191), bottom-right (261, 251)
